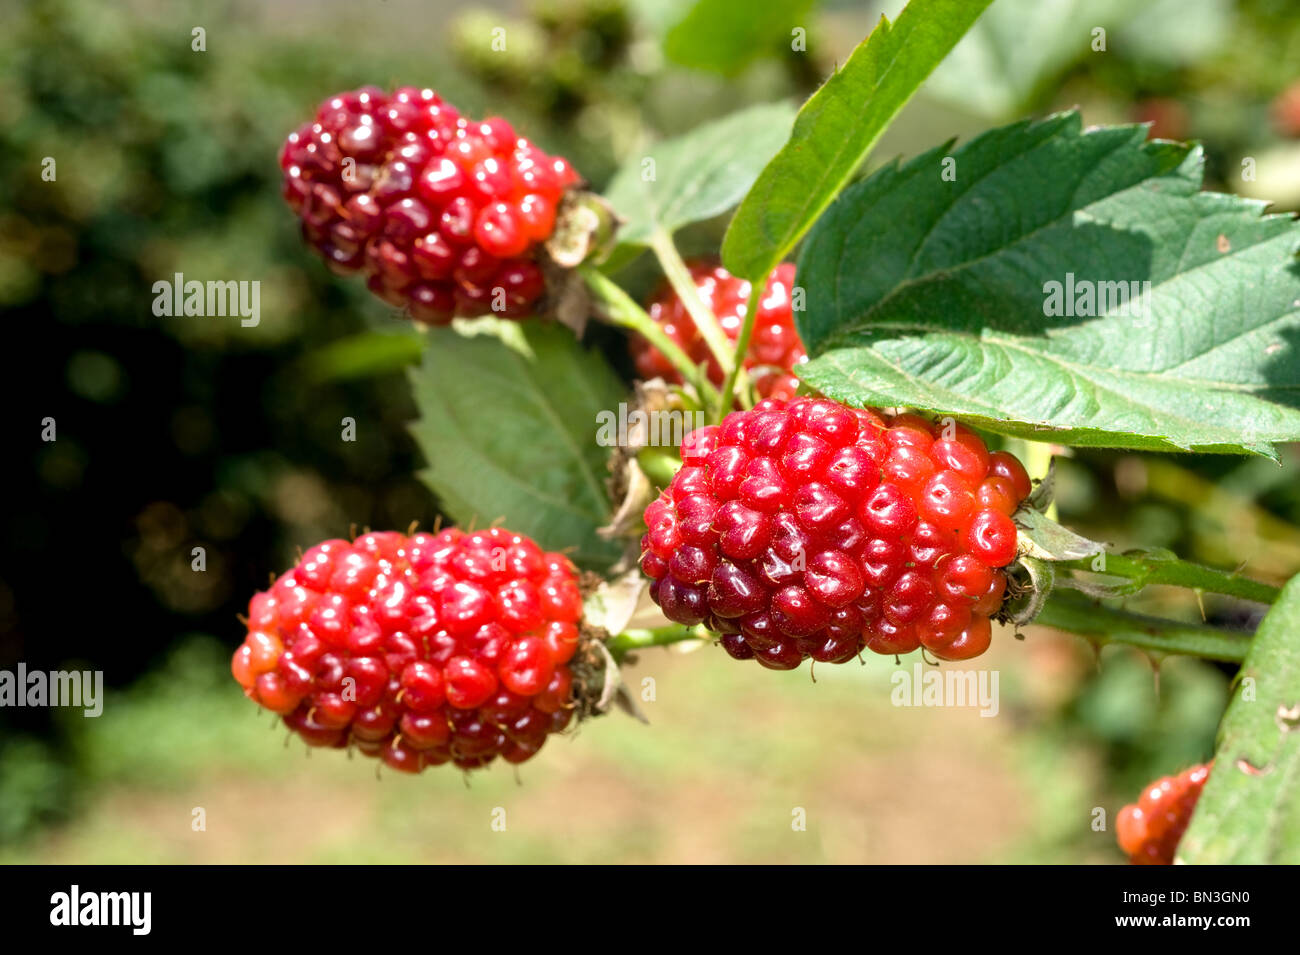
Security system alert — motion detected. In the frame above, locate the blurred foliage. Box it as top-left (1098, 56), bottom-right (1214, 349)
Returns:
top-left (2, 0), bottom-right (1298, 859)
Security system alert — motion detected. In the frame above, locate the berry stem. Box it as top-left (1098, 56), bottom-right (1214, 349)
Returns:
top-left (1058, 552), bottom-right (1280, 604)
top-left (637, 446), bottom-right (684, 489)
top-left (581, 266), bottom-right (721, 407)
top-left (716, 279), bottom-right (762, 422)
top-left (649, 230), bottom-right (738, 396)
top-left (606, 624), bottom-right (708, 662)
top-left (1035, 592), bottom-right (1252, 662)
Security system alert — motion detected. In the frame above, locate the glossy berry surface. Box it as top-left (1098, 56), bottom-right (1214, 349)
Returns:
top-left (1116, 763), bottom-right (1211, 865)
top-left (639, 398), bottom-right (1030, 667)
top-left (231, 528), bottom-right (584, 772)
top-left (280, 86), bottom-right (579, 324)
top-left (631, 261), bottom-right (807, 401)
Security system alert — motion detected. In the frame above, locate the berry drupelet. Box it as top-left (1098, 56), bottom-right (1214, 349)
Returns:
top-left (280, 86), bottom-right (580, 324)
top-left (639, 398), bottom-right (1031, 668)
top-left (631, 261), bottom-right (807, 401)
top-left (231, 528), bottom-right (584, 773)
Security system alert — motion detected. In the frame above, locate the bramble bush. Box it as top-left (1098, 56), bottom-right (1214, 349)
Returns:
top-left (246, 0), bottom-right (1300, 864)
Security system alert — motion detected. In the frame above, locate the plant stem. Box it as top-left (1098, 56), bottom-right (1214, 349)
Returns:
top-left (1058, 552), bottom-right (1280, 604)
top-left (606, 624), bottom-right (708, 662)
top-left (582, 266), bottom-right (720, 408)
top-left (649, 230), bottom-right (736, 393)
top-left (716, 278), bottom-right (762, 422)
top-left (1033, 592), bottom-right (1253, 662)
top-left (636, 447), bottom-right (682, 490)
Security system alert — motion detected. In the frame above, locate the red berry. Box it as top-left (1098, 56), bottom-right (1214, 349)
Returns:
top-left (965, 509), bottom-right (1018, 567)
top-left (499, 635), bottom-right (555, 696)
top-left (639, 399), bottom-right (1031, 667)
top-left (976, 476), bottom-right (1020, 516)
top-left (280, 87), bottom-right (581, 325)
top-left (987, 450), bottom-right (1032, 501)
top-left (631, 261), bottom-right (807, 401)
top-left (232, 528), bottom-right (585, 773)
top-left (1116, 763), bottom-right (1211, 864)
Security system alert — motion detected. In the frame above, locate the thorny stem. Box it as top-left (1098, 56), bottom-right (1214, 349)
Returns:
top-left (649, 230), bottom-right (737, 400)
top-left (716, 277), bottom-right (762, 422)
top-left (581, 266), bottom-right (720, 408)
top-left (606, 593), bottom-right (1255, 665)
top-left (1033, 592), bottom-right (1252, 663)
top-left (1058, 551), bottom-right (1280, 605)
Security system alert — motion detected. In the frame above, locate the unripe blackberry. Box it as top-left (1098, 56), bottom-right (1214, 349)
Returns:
top-left (280, 86), bottom-right (580, 324)
top-left (231, 528), bottom-right (585, 772)
top-left (639, 398), bottom-right (1029, 667)
top-left (631, 261), bottom-right (806, 401)
top-left (1116, 763), bottom-right (1211, 865)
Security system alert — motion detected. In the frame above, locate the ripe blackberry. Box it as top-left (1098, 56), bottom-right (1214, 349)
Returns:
top-left (279, 86), bottom-right (580, 324)
top-left (639, 398), bottom-right (1030, 667)
top-left (231, 528), bottom-right (585, 772)
top-left (1116, 763), bottom-right (1211, 865)
top-left (631, 261), bottom-right (806, 401)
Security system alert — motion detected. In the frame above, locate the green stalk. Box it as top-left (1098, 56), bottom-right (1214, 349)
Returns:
top-left (606, 624), bottom-right (709, 663)
top-left (715, 278), bottom-right (762, 421)
top-left (649, 230), bottom-right (737, 394)
top-left (1033, 593), bottom-right (1253, 662)
top-left (1059, 552), bottom-right (1280, 604)
top-left (582, 266), bottom-right (720, 408)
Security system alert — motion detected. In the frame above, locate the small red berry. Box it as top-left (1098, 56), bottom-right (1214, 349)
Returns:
top-left (987, 450), bottom-right (1032, 501)
top-left (232, 527), bottom-right (586, 773)
top-left (965, 509), bottom-right (1018, 567)
top-left (281, 87), bottom-right (581, 325)
top-left (640, 399), bottom-right (1031, 667)
top-left (631, 261), bottom-right (808, 401)
top-left (1116, 763), bottom-right (1211, 864)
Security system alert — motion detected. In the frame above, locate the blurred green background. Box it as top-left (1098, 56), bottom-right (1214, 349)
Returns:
top-left (2, 0), bottom-right (1298, 863)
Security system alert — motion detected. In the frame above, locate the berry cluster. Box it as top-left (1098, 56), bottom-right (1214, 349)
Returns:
top-left (1116, 763), bottom-right (1211, 865)
top-left (639, 398), bottom-right (1030, 667)
top-left (631, 261), bottom-right (806, 401)
top-left (231, 528), bottom-right (584, 772)
top-left (280, 86), bottom-right (580, 324)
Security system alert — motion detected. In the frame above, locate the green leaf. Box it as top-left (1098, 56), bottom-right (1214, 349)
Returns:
top-left (721, 0), bottom-right (992, 280)
top-left (603, 102), bottom-right (797, 251)
top-left (664, 0), bottom-right (815, 76)
top-left (795, 111), bottom-right (1300, 457)
top-left (1179, 574), bottom-right (1300, 863)
top-left (407, 319), bottom-right (626, 571)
